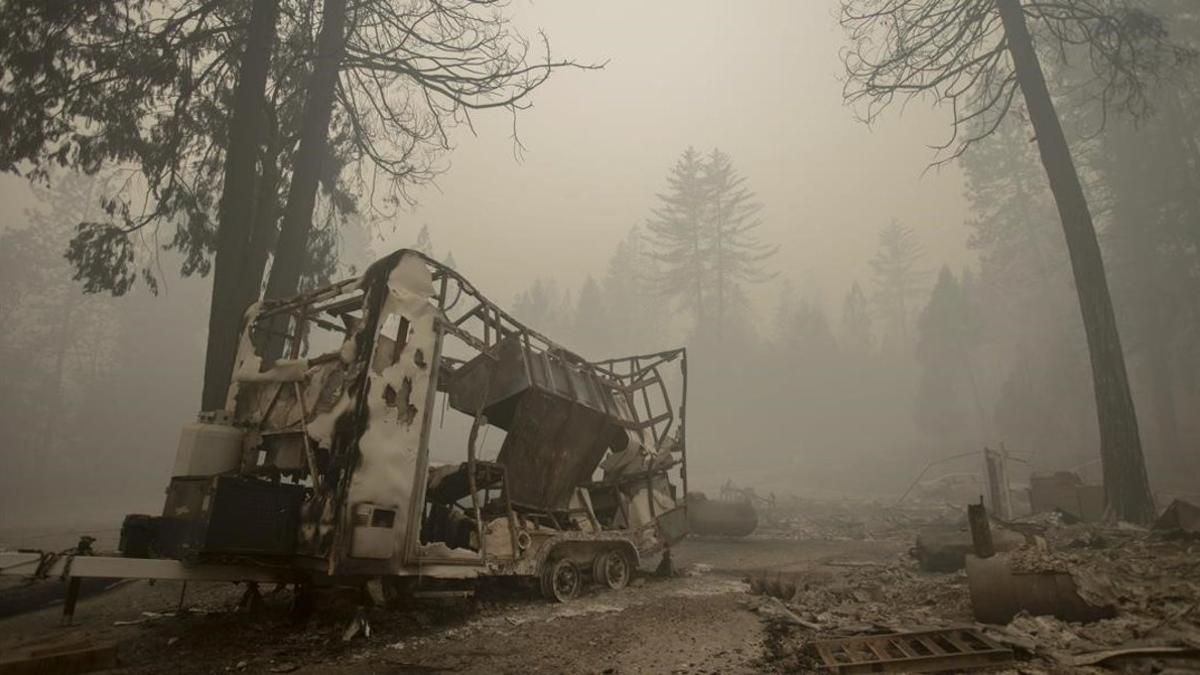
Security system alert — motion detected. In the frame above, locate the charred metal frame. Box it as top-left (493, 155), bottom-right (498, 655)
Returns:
top-left (231, 250), bottom-right (688, 575)
top-left (0, 250), bottom-right (690, 622)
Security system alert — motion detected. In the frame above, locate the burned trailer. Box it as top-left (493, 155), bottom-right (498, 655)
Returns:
top-left (0, 250), bottom-right (689, 612)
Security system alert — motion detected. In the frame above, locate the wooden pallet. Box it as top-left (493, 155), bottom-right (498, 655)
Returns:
top-left (811, 626), bottom-right (1013, 673)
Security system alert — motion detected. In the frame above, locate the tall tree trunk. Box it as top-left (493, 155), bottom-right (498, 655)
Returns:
top-left (200, 0), bottom-right (280, 411)
top-left (40, 291), bottom-right (79, 455)
top-left (996, 0), bottom-right (1155, 523)
top-left (241, 136), bottom-right (282, 314)
top-left (262, 0), bottom-right (347, 309)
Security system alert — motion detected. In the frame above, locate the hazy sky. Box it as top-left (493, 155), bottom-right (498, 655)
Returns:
top-left (0, 0), bottom-right (975, 318)
top-left (378, 0), bottom-right (974, 315)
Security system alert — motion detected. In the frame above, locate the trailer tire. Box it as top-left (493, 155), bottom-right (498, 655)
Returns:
top-left (540, 557), bottom-right (580, 603)
top-left (593, 548), bottom-right (633, 591)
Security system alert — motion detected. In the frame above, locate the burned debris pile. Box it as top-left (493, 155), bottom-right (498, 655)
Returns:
top-left (982, 517), bottom-right (1200, 668)
top-left (747, 550), bottom-right (974, 632)
top-left (745, 497), bottom-right (1200, 673)
top-left (754, 496), bottom-right (960, 544)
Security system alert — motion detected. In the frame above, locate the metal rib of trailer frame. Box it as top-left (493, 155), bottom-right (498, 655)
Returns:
top-left (257, 278), bottom-right (362, 319)
top-left (0, 553), bottom-right (299, 584)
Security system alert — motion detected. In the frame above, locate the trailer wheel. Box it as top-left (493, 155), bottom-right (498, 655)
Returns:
top-left (593, 548), bottom-right (633, 591)
top-left (540, 558), bottom-right (580, 603)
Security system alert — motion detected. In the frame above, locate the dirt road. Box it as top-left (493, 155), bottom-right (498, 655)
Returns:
top-left (0, 535), bottom-right (902, 674)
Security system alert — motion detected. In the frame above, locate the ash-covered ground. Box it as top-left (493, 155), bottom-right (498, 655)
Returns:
top-left (2, 497), bottom-right (1198, 674)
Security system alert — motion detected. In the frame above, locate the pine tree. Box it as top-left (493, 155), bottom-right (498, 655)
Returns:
top-left (604, 227), bottom-right (648, 304)
top-left (2, 0), bottom-right (586, 410)
top-left (774, 280), bottom-right (800, 344)
top-left (791, 301), bottom-right (837, 360)
top-left (645, 147), bottom-right (710, 331)
top-left (869, 220), bottom-right (926, 351)
top-left (962, 116), bottom-right (1065, 301)
top-left (1, 173), bottom-right (119, 457)
top-left (602, 226), bottom-right (664, 354)
top-left (704, 148), bottom-right (777, 341)
top-left (512, 278), bottom-right (571, 338)
top-left (573, 276), bottom-right (607, 354)
top-left (645, 147), bottom-right (776, 340)
top-left (775, 280), bottom-right (834, 349)
top-left (914, 266), bottom-right (980, 437)
top-left (840, 281), bottom-right (873, 357)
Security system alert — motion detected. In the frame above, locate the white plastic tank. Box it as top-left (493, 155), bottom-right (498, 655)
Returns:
top-left (172, 413), bottom-right (245, 476)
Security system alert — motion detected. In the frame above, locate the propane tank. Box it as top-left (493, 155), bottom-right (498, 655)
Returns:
top-left (686, 491), bottom-right (758, 537)
top-left (171, 411), bottom-right (245, 477)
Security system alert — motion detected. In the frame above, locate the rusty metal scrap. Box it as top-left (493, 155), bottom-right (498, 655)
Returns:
top-left (446, 333), bottom-right (645, 510)
top-left (965, 553), bottom-right (1116, 624)
top-left (981, 447), bottom-right (1013, 521)
top-left (686, 492), bottom-right (758, 537)
top-left (965, 502), bottom-right (1115, 624)
top-left (810, 627), bottom-right (1013, 673)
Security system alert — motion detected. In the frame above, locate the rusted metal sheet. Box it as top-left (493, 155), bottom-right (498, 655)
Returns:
top-left (447, 334), bottom-right (633, 430)
top-left (495, 391), bottom-right (615, 509)
top-left (965, 554), bottom-right (1115, 624)
top-left (446, 333), bottom-right (643, 509)
top-left (967, 502), bottom-right (995, 558)
top-left (811, 627), bottom-right (1013, 673)
top-left (655, 505), bottom-right (689, 546)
